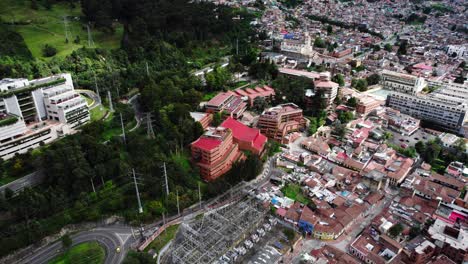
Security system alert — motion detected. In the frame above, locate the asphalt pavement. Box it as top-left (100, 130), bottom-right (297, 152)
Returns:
top-left (18, 226), bottom-right (135, 264)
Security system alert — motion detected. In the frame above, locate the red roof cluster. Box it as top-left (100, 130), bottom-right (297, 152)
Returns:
top-left (221, 117), bottom-right (267, 155)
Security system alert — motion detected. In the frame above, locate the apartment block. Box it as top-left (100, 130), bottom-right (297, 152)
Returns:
top-left (387, 91), bottom-right (467, 135)
top-left (257, 103), bottom-right (307, 144)
top-left (191, 127), bottom-right (243, 181)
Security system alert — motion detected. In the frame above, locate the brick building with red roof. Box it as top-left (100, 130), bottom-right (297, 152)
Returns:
top-left (191, 127), bottom-right (243, 181)
top-left (220, 117), bottom-right (267, 155)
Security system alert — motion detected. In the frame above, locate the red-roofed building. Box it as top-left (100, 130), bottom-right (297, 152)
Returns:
top-left (205, 92), bottom-right (247, 119)
top-left (220, 117), bottom-right (267, 155)
top-left (232, 85), bottom-right (275, 106)
top-left (257, 103), bottom-right (307, 144)
top-left (191, 127), bottom-right (243, 181)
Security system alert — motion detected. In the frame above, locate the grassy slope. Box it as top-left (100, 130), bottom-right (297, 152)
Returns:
top-left (145, 224), bottom-right (180, 254)
top-left (0, 0), bottom-right (122, 59)
top-left (48, 242), bottom-right (105, 264)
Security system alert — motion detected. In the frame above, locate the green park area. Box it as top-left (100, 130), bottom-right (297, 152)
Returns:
top-left (146, 224), bottom-right (180, 255)
top-left (281, 184), bottom-right (310, 205)
top-left (48, 242), bottom-right (105, 264)
top-left (0, 0), bottom-right (122, 59)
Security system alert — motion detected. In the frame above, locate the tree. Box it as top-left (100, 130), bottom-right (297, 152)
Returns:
top-left (346, 97), bottom-right (357, 107)
top-left (61, 234), bottom-right (72, 249)
top-left (332, 74), bottom-right (345, 87)
top-left (252, 96), bottom-right (268, 114)
top-left (42, 44), bottom-right (57, 57)
top-left (398, 42), bottom-right (407, 55)
top-left (333, 121), bottom-right (346, 139)
top-left (388, 223), bottom-right (404, 238)
top-left (409, 225), bottom-right (420, 240)
top-left (74, 36), bottom-right (80, 44)
top-left (212, 112), bottom-right (222, 127)
top-left (351, 78), bottom-right (368, 91)
top-left (308, 118), bottom-right (318, 136)
top-left (384, 43), bottom-right (392, 52)
top-left (283, 228), bottom-right (295, 241)
top-left (313, 37), bottom-right (326, 48)
top-left (338, 111), bottom-right (354, 123)
top-left (383, 132), bottom-right (393, 140)
top-left (366, 73), bottom-right (381, 86)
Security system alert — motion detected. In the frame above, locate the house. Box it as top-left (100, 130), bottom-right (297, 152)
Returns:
top-left (301, 136), bottom-right (331, 156)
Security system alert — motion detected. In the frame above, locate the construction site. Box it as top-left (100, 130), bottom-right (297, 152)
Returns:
top-left (160, 184), bottom-right (275, 264)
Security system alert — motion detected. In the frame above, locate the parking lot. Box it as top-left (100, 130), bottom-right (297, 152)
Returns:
top-left (388, 128), bottom-right (435, 148)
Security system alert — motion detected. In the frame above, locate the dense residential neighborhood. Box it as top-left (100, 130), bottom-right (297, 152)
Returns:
top-left (0, 0), bottom-right (466, 264)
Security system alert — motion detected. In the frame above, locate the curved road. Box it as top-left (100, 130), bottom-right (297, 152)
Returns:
top-left (19, 226), bottom-right (135, 264)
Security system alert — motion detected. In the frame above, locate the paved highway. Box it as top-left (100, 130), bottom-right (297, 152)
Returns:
top-left (19, 226), bottom-right (135, 264)
top-left (15, 153), bottom-right (276, 264)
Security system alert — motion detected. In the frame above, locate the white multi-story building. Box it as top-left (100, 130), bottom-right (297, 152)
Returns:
top-left (0, 73), bottom-right (90, 159)
top-left (380, 70), bottom-right (426, 95)
top-left (387, 83), bottom-right (468, 135)
top-left (446, 44), bottom-right (467, 59)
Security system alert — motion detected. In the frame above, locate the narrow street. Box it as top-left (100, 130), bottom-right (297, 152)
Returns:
top-left (291, 195), bottom-right (392, 262)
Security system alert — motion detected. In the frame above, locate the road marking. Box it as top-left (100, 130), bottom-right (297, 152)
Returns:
top-left (115, 233), bottom-right (131, 245)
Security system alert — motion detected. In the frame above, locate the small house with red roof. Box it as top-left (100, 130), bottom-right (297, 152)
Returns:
top-left (220, 117), bottom-right (267, 155)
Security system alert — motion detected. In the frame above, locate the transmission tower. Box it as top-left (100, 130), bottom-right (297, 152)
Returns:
top-left (146, 112), bottom-right (155, 139)
top-left (87, 24), bottom-right (95, 47)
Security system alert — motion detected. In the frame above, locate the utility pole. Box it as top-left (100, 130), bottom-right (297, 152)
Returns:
top-left (176, 189), bottom-right (180, 216)
top-left (87, 24), bottom-right (94, 47)
top-left (236, 38), bottom-right (239, 56)
top-left (198, 182), bottom-right (202, 210)
top-left (132, 169), bottom-right (143, 213)
top-left (163, 162), bottom-right (169, 196)
top-left (120, 113), bottom-right (126, 145)
top-left (107, 91), bottom-right (114, 112)
top-left (90, 178), bottom-right (96, 193)
top-left (145, 62), bottom-right (150, 77)
top-left (93, 72), bottom-right (101, 104)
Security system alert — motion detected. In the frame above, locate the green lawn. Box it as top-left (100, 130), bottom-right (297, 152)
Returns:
top-left (90, 105), bottom-right (108, 122)
top-left (48, 242), bottom-right (105, 264)
top-left (145, 224), bottom-right (180, 254)
top-left (0, 0), bottom-right (122, 59)
top-left (281, 184), bottom-right (310, 205)
top-left (82, 95), bottom-right (94, 107)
